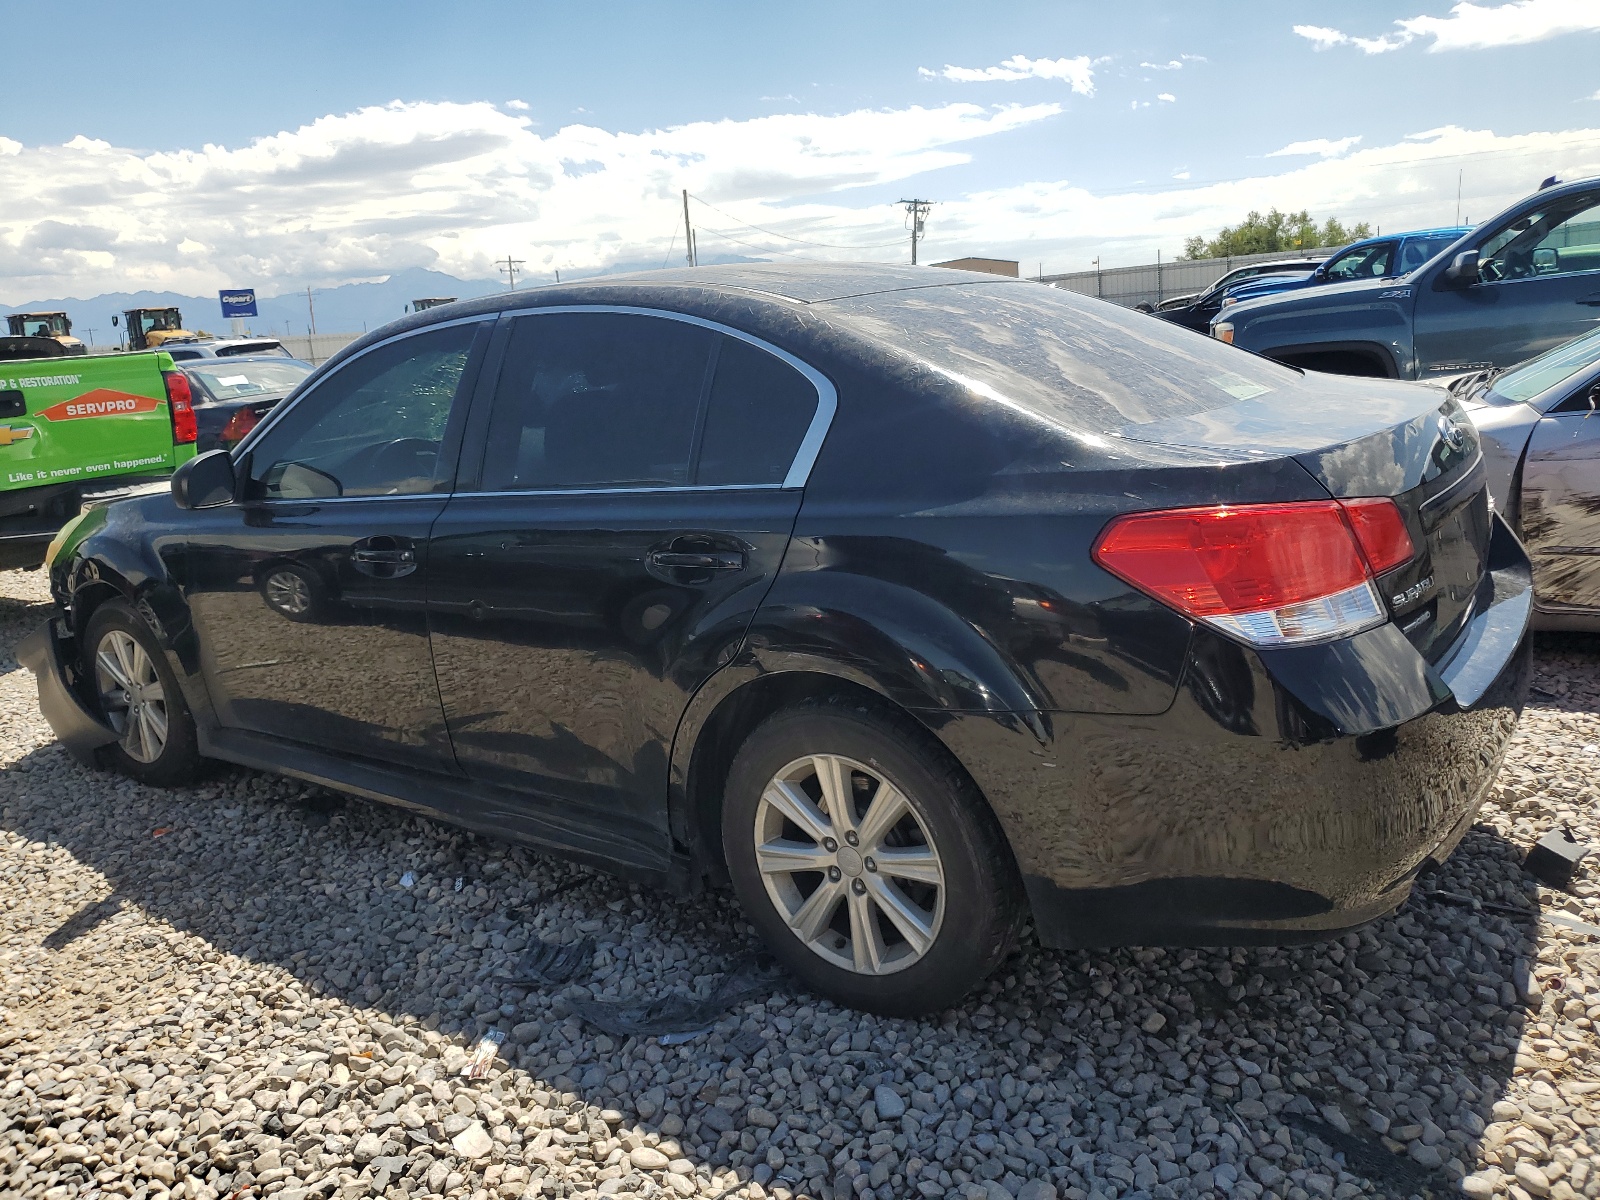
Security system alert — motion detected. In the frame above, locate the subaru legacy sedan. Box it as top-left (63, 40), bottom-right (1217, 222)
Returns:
top-left (20, 264), bottom-right (1531, 1015)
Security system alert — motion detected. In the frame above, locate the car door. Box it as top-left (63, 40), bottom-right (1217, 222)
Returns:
top-left (1415, 191), bottom-right (1600, 376)
top-left (182, 318), bottom-right (490, 768)
top-left (427, 309), bottom-right (830, 866)
top-left (1520, 374), bottom-right (1600, 614)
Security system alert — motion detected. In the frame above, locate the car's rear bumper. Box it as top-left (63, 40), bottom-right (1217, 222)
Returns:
top-left (17, 619), bottom-right (118, 766)
top-left (933, 514), bottom-right (1533, 949)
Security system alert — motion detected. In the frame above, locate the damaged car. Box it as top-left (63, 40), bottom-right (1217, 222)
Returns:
top-left (20, 263), bottom-right (1532, 1015)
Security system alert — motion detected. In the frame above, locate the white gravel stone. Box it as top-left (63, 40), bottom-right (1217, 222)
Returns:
top-left (1, 564), bottom-right (1598, 1200)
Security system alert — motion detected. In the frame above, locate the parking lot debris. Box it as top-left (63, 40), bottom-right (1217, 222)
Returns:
top-left (494, 935), bottom-right (595, 988)
top-left (460, 1028), bottom-right (506, 1079)
top-left (151, 826), bottom-right (172, 837)
top-left (567, 952), bottom-right (785, 1038)
top-left (1525, 825), bottom-right (1591, 889)
top-left (399, 870), bottom-right (416, 889)
top-left (1282, 1110), bottom-right (1444, 1194)
top-left (1419, 887), bottom-right (1532, 918)
top-left (728, 1030), bottom-right (766, 1058)
top-left (656, 1027), bottom-right (713, 1045)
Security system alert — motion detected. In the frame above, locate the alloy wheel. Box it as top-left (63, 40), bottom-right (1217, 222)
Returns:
top-left (93, 629), bottom-right (169, 764)
top-left (265, 569), bottom-right (313, 615)
top-left (753, 753), bottom-right (945, 976)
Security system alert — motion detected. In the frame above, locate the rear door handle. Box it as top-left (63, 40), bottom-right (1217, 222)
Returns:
top-left (646, 550), bottom-right (745, 570)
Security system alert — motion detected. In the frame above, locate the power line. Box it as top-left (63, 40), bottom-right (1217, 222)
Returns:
top-left (693, 223), bottom-right (899, 264)
top-left (687, 192), bottom-right (907, 250)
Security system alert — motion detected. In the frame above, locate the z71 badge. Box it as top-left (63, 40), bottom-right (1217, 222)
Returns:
top-left (1392, 575), bottom-right (1434, 607)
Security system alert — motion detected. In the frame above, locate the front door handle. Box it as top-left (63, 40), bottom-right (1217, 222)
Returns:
top-left (1578, 292), bottom-right (1600, 306)
top-left (646, 550), bottom-right (745, 570)
top-left (351, 536), bottom-right (418, 577)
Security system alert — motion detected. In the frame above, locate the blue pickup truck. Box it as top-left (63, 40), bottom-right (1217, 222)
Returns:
top-left (1216, 227), bottom-right (1472, 310)
top-left (1214, 177), bottom-right (1600, 379)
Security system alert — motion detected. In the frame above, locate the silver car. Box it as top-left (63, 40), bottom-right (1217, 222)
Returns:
top-left (1458, 326), bottom-right (1600, 630)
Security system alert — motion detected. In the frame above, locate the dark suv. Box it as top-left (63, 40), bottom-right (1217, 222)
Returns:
top-left (21, 264), bottom-right (1531, 1015)
top-left (1217, 177), bottom-right (1600, 378)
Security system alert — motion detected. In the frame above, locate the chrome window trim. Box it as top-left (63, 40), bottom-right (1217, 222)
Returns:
top-left (250, 481), bottom-right (793, 508)
top-left (494, 305), bottom-right (837, 491)
top-left (231, 305), bottom-right (838, 496)
top-left (230, 314), bottom-right (495, 459)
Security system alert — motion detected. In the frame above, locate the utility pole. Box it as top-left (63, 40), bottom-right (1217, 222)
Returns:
top-left (1456, 169), bottom-right (1464, 226)
top-left (682, 189), bottom-right (697, 267)
top-left (898, 199), bottom-right (932, 265)
top-left (306, 287), bottom-right (317, 338)
top-left (82, 327), bottom-right (97, 349)
top-left (497, 255), bottom-right (526, 291)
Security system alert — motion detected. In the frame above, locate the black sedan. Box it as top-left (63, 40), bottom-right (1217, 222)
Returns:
top-left (19, 264), bottom-right (1531, 1015)
top-left (176, 355), bottom-right (314, 452)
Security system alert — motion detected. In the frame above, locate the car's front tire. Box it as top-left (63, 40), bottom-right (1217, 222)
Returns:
top-left (84, 600), bottom-right (202, 787)
top-left (722, 697), bottom-right (1022, 1016)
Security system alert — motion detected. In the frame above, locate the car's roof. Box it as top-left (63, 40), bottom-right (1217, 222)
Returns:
top-left (179, 354), bottom-right (310, 369)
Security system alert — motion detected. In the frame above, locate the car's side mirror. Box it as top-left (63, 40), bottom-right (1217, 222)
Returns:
top-left (172, 450), bottom-right (237, 509)
top-left (1443, 250), bottom-right (1480, 288)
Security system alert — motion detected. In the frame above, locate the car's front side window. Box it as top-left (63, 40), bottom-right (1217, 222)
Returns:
top-left (245, 322), bottom-right (479, 500)
top-left (1324, 242), bottom-right (1396, 281)
top-left (1480, 194), bottom-right (1600, 282)
top-left (479, 312), bottom-right (714, 491)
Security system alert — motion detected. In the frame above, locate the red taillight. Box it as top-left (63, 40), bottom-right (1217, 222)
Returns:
top-left (1092, 498), bottom-right (1416, 647)
top-left (162, 370), bottom-right (197, 445)
top-left (1338, 496), bottom-right (1415, 576)
top-left (219, 406), bottom-right (261, 447)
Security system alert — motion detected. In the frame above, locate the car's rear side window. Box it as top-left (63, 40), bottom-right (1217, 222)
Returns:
top-left (481, 312), bottom-right (714, 491)
top-left (697, 335), bottom-right (819, 486)
top-left (823, 283), bottom-right (1297, 432)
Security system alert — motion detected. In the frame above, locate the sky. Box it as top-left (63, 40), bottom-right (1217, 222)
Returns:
top-left (2, 0), bottom-right (1599, 306)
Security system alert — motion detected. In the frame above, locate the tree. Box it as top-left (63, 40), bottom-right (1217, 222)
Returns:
top-left (1181, 209), bottom-right (1373, 260)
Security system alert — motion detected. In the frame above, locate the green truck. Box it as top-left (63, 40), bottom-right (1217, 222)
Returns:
top-left (0, 347), bottom-right (198, 569)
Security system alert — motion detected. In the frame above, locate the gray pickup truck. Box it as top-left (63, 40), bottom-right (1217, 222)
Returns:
top-left (1215, 176), bottom-right (1600, 380)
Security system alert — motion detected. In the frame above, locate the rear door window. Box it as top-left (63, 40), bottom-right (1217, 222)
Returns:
top-left (696, 336), bottom-right (820, 486)
top-left (479, 312), bottom-right (714, 491)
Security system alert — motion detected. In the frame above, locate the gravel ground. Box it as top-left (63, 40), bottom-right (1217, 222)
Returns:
top-left (1, 564), bottom-right (1597, 1200)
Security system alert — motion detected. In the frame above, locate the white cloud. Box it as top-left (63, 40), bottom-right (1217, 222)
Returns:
top-left (0, 99), bottom-right (1061, 300)
top-left (930, 124), bottom-right (1600, 269)
top-left (1157, 93), bottom-right (1176, 103)
top-left (1267, 135), bottom-right (1363, 158)
top-left (4, 104), bottom-right (1598, 300)
top-left (1296, 0), bottom-right (1600, 55)
top-left (1139, 55), bottom-right (1206, 70)
top-left (919, 54), bottom-right (1100, 95)
top-left (504, 99), bottom-right (529, 111)
top-left (0, 137), bottom-right (20, 156)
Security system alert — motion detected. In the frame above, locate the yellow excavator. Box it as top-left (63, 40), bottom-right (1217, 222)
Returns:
top-left (115, 307), bottom-right (207, 351)
top-left (5, 312), bottom-right (87, 355)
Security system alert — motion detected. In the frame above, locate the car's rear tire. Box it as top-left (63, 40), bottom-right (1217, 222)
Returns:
top-left (722, 696), bottom-right (1022, 1016)
top-left (84, 599), bottom-right (201, 787)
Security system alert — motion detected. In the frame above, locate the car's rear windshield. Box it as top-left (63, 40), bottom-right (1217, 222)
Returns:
top-left (189, 360), bottom-right (312, 401)
top-left (1489, 326), bottom-right (1600, 405)
top-left (821, 282), bottom-right (1296, 432)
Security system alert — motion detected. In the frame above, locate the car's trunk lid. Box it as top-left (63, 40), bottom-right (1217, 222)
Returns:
top-left (1115, 374), bottom-right (1491, 664)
